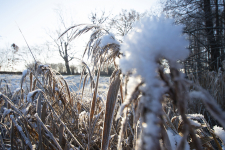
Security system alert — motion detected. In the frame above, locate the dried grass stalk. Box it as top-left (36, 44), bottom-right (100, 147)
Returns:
top-left (35, 113), bottom-right (63, 150)
top-left (101, 74), bottom-right (121, 150)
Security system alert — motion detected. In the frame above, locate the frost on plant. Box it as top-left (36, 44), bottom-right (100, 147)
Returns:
top-left (99, 33), bottom-right (119, 48)
top-left (119, 15), bottom-right (189, 149)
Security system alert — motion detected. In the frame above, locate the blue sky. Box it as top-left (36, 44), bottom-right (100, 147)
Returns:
top-left (0, 0), bottom-right (162, 70)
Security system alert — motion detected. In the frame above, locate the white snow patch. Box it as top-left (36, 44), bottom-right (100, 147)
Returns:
top-left (188, 119), bottom-right (201, 127)
top-left (14, 88), bottom-right (21, 93)
top-left (186, 114), bottom-right (204, 120)
top-left (213, 126), bottom-right (225, 145)
top-left (99, 33), bottom-right (120, 48)
top-left (167, 130), bottom-right (190, 150)
top-left (59, 100), bottom-right (62, 106)
top-left (27, 89), bottom-right (42, 103)
top-left (22, 69), bottom-right (29, 77)
top-left (3, 108), bottom-right (12, 116)
top-left (17, 125), bottom-right (22, 131)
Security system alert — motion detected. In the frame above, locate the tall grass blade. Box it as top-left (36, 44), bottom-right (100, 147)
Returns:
top-left (81, 74), bottom-right (88, 100)
top-left (41, 102), bottom-right (47, 123)
top-left (89, 68), bottom-right (100, 123)
top-left (59, 124), bottom-right (64, 147)
top-left (120, 83), bottom-right (124, 103)
top-left (30, 72), bottom-right (33, 92)
top-left (10, 120), bottom-right (14, 150)
top-left (35, 113), bottom-right (63, 150)
top-left (10, 116), bottom-right (33, 149)
top-left (101, 74), bottom-right (121, 150)
top-left (16, 23), bottom-right (36, 62)
top-left (88, 68), bottom-right (100, 149)
top-left (32, 78), bottom-right (37, 91)
top-left (36, 94), bottom-right (42, 117)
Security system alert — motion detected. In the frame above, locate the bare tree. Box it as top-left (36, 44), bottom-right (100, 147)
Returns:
top-left (110, 9), bottom-right (144, 37)
top-left (47, 10), bottom-right (77, 75)
top-left (89, 10), bottom-right (111, 26)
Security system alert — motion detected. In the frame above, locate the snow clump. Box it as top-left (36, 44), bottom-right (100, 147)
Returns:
top-left (213, 126), bottom-right (225, 146)
top-left (119, 15), bottom-right (189, 81)
top-left (99, 33), bottom-right (120, 48)
top-left (119, 15), bottom-right (189, 109)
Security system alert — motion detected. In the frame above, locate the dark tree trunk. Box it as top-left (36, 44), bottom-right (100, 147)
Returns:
top-left (64, 42), bottom-right (71, 75)
top-left (204, 0), bottom-right (220, 71)
top-left (216, 0), bottom-right (222, 69)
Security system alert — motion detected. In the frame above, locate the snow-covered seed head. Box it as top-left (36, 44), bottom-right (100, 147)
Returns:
top-left (119, 15), bottom-right (189, 94)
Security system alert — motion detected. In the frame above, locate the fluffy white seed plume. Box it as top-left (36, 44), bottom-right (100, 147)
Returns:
top-left (119, 15), bottom-right (189, 149)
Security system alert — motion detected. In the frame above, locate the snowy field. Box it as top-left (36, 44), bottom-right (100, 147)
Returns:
top-left (0, 74), bottom-right (110, 93)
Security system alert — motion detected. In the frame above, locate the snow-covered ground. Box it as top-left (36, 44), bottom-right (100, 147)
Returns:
top-left (0, 74), bottom-right (110, 93)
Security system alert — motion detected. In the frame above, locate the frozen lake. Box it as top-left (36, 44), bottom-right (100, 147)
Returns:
top-left (0, 74), bottom-right (110, 93)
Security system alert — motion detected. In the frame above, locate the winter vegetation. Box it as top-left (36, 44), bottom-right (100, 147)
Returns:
top-left (1, 1), bottom-right (225, 149)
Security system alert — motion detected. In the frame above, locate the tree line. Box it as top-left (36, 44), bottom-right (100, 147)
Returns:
top-left (25, 62), bottom-right (115, 76)
top-left (163, 0), bottom-right (225, 76)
